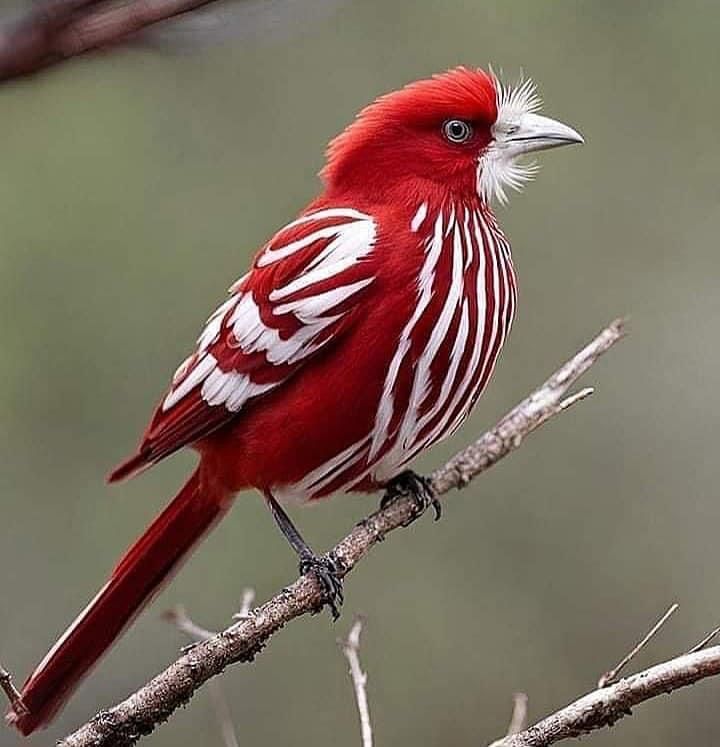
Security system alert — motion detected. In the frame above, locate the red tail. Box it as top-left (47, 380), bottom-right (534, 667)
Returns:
top-left (7, 469), bottom-right (230, 735)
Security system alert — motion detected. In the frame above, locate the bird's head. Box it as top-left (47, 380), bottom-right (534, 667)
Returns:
top-left (322, 66), bottom-right (583, 205)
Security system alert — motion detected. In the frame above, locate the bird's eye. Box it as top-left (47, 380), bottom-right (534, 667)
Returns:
top-left (442, 119), bottom-right (473, 144)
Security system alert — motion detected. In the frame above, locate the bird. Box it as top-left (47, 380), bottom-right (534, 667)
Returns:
top-left (7, 66), bottom-right (582, 735)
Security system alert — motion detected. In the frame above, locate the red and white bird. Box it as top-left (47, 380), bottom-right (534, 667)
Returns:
top-left (7, 67), bottom-right (582, 734)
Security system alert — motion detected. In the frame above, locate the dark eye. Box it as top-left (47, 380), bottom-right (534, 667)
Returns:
top-left (442, 119), bottom-right (473, 144)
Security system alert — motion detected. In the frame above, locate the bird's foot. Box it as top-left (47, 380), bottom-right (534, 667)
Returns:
top-left (299, 552), bottom-right (344, 620)
top-left (381, 470), bottom-right (441, 522)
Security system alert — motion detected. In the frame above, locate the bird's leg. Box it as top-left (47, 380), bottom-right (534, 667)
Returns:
top-left (380, 470), bottom-right (442, 521)
top-left (263, 491), bottom-right (343, 620)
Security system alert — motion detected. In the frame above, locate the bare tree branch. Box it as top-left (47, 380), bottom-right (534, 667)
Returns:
top-left (339, 617), bottom-right (372, 747)
top-left (488, 607), bottom-right (720, 747)
top-left (50, 318), bottom-right (624, 747)
top-left (490, 645), bottom-right (720, 747)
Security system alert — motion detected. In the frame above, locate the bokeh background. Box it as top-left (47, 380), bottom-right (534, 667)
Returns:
top-left (1, 1), bottom-right (719, 745)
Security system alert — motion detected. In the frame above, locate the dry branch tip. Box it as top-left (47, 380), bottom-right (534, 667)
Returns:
top-left (598, 603), bottom-right (678, 688)
top-left (232, 588), bottom-right (256, 621)
top-left (340, 616), bottom-right (372, 747)
top-left (686, 625), bottom-right (720, 655)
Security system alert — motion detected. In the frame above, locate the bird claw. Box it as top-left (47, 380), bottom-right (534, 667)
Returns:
top-left (299, 552), bottom-right (344, 620)
top-left (381, 470), bottom-right (442, 522)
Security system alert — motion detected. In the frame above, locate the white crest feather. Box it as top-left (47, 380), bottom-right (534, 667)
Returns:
top-left (494, 72), bottom-right (543, 122)
top-left (478, 71), bottom-right (543, 205)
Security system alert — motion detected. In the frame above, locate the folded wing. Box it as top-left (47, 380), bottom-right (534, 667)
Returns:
top-left (109, 207), bottom-right (377, 482)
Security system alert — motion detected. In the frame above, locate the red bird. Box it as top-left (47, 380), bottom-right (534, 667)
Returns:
top-left (7, 67), bottom-right (582, 734)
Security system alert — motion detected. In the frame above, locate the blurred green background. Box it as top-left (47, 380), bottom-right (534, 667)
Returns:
top-left (1, 1), bottom-right (719, 745)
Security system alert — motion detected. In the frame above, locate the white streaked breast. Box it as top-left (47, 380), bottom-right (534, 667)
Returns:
top-left (265, 201), bottom-right (516, 504)
top-left (369, 210), bottom-right (445, 460)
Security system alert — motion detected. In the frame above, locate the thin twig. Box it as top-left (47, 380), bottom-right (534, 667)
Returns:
top-left (686, 626), bottom-right (720, 655)
top-left (162, 606), bottom-right (216, 642)
top-left (205, 678), bottom-right (238, 747)
top-left (54, 318), bottom-right (626, 747)
top-left (0, 663), bottom-right (27, 717)
top-left (232, 589), bottom-right (256, 622)
top-left (506, 693), bottom-right (529, 735)
top-left (557, 387), bottom-right (594, 411)
top-left (598, 603), bottom-right (678, 687)
top-left (339, 617), bottom-right (372, 747)
top-left (490, 693), bottom-right (529, 746)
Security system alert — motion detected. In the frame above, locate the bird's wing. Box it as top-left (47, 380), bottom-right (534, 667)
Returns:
top-left (109, 207), bottom-right (377, 481)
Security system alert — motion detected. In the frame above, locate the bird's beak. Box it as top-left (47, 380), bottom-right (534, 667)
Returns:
top-left (504, 112), bottom-right (584, 156)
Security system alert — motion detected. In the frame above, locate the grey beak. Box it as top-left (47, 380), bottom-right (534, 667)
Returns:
top-left (505, 112), bottom-right (584, 156)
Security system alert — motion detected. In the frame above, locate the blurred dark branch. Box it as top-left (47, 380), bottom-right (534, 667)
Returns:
top-left (0, 0), bottom-right (217, 80)
top-left (57, 318), bottom-right (625, 747)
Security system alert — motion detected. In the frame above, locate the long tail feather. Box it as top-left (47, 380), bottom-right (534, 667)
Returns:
top-left (6, 468), bottom-right (229, 735)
